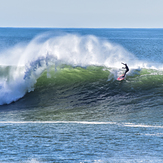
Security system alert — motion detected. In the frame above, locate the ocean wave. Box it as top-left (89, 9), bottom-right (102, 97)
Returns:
top-left (0, 63), bottom-right (163, 106)
top-left (0, 33), bottom-right (163, 106)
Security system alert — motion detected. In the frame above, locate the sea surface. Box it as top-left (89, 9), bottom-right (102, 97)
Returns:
top-left (0, 28), bottom-right (163, 162)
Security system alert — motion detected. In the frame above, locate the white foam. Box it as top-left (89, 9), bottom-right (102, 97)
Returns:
top-left (0, 121), bottom-right (162, 129)
top-left (0, 121), bottom-right (116, 125)
top-left (122, 122), bottom-right (163, 128)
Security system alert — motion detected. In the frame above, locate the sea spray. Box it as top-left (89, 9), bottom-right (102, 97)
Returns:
top-left (10, 33), bottom-right (138, 68)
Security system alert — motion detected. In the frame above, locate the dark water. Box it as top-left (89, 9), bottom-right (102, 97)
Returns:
top-left (0, 28), bottom-right (163, 162)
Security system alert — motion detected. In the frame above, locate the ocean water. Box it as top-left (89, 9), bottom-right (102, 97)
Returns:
top-left (0, 28), bottom-right (163, 162)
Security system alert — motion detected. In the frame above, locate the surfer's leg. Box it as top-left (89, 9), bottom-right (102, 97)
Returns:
top-left (124, 70), bottom-right (128, 77)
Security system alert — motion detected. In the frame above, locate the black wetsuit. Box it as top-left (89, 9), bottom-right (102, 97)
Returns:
top-left (122, 63), bottom-right (129, 77)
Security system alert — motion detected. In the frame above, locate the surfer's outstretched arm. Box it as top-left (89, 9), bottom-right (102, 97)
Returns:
top-left (121, 63), bottom-right (126, 69)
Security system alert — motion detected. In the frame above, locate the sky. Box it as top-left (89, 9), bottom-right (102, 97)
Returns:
top-left (0, 0), bottom-right (163, 28)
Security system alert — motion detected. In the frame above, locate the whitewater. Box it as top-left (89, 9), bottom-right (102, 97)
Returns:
top-left (0, 28), bottom-right (163, 163)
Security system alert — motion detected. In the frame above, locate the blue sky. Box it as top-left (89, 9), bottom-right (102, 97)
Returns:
top-left (0, 0), bottom-right (163, 28)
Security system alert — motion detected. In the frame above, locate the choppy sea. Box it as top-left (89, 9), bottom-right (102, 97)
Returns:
top-left (0, 28), bottom-right (163, 162)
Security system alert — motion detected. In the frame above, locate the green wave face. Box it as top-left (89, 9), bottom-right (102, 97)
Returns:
top-left (35, 65), bottom-right (110, 89)
top-left (35, 65), bottom-right (163, 91)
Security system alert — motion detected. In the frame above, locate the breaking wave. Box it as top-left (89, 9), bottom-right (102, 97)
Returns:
top-left (0, 33), bottom-right (162, 105)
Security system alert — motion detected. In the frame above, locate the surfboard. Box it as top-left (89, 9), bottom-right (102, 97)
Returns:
top-left (117, 74), bottom-right (125, 81)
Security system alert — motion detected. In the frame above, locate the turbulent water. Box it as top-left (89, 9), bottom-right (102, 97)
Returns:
top-left (0, 28), bottom-right (163, 162)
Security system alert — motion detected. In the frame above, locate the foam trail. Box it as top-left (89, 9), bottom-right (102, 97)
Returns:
top-left (0, 121), bottom-right (162, 128)
top-left (122, 123), bottom-right (163, 128)
top-left (0, 121), bottom-right (116, 124)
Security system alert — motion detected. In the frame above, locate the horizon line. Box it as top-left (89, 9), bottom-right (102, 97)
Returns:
top-left (0, 26), bottom-right (163, 29)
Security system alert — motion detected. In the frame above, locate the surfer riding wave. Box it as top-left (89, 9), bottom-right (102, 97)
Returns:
top-left (121, 63), bottom-right (129, 77)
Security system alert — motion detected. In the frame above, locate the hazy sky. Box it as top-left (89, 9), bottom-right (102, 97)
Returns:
top-left (0, 0), bottom-right (163, 28)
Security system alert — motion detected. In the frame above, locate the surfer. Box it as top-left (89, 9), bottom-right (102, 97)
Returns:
top-left (121, 63), bottom-right (129, 77)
